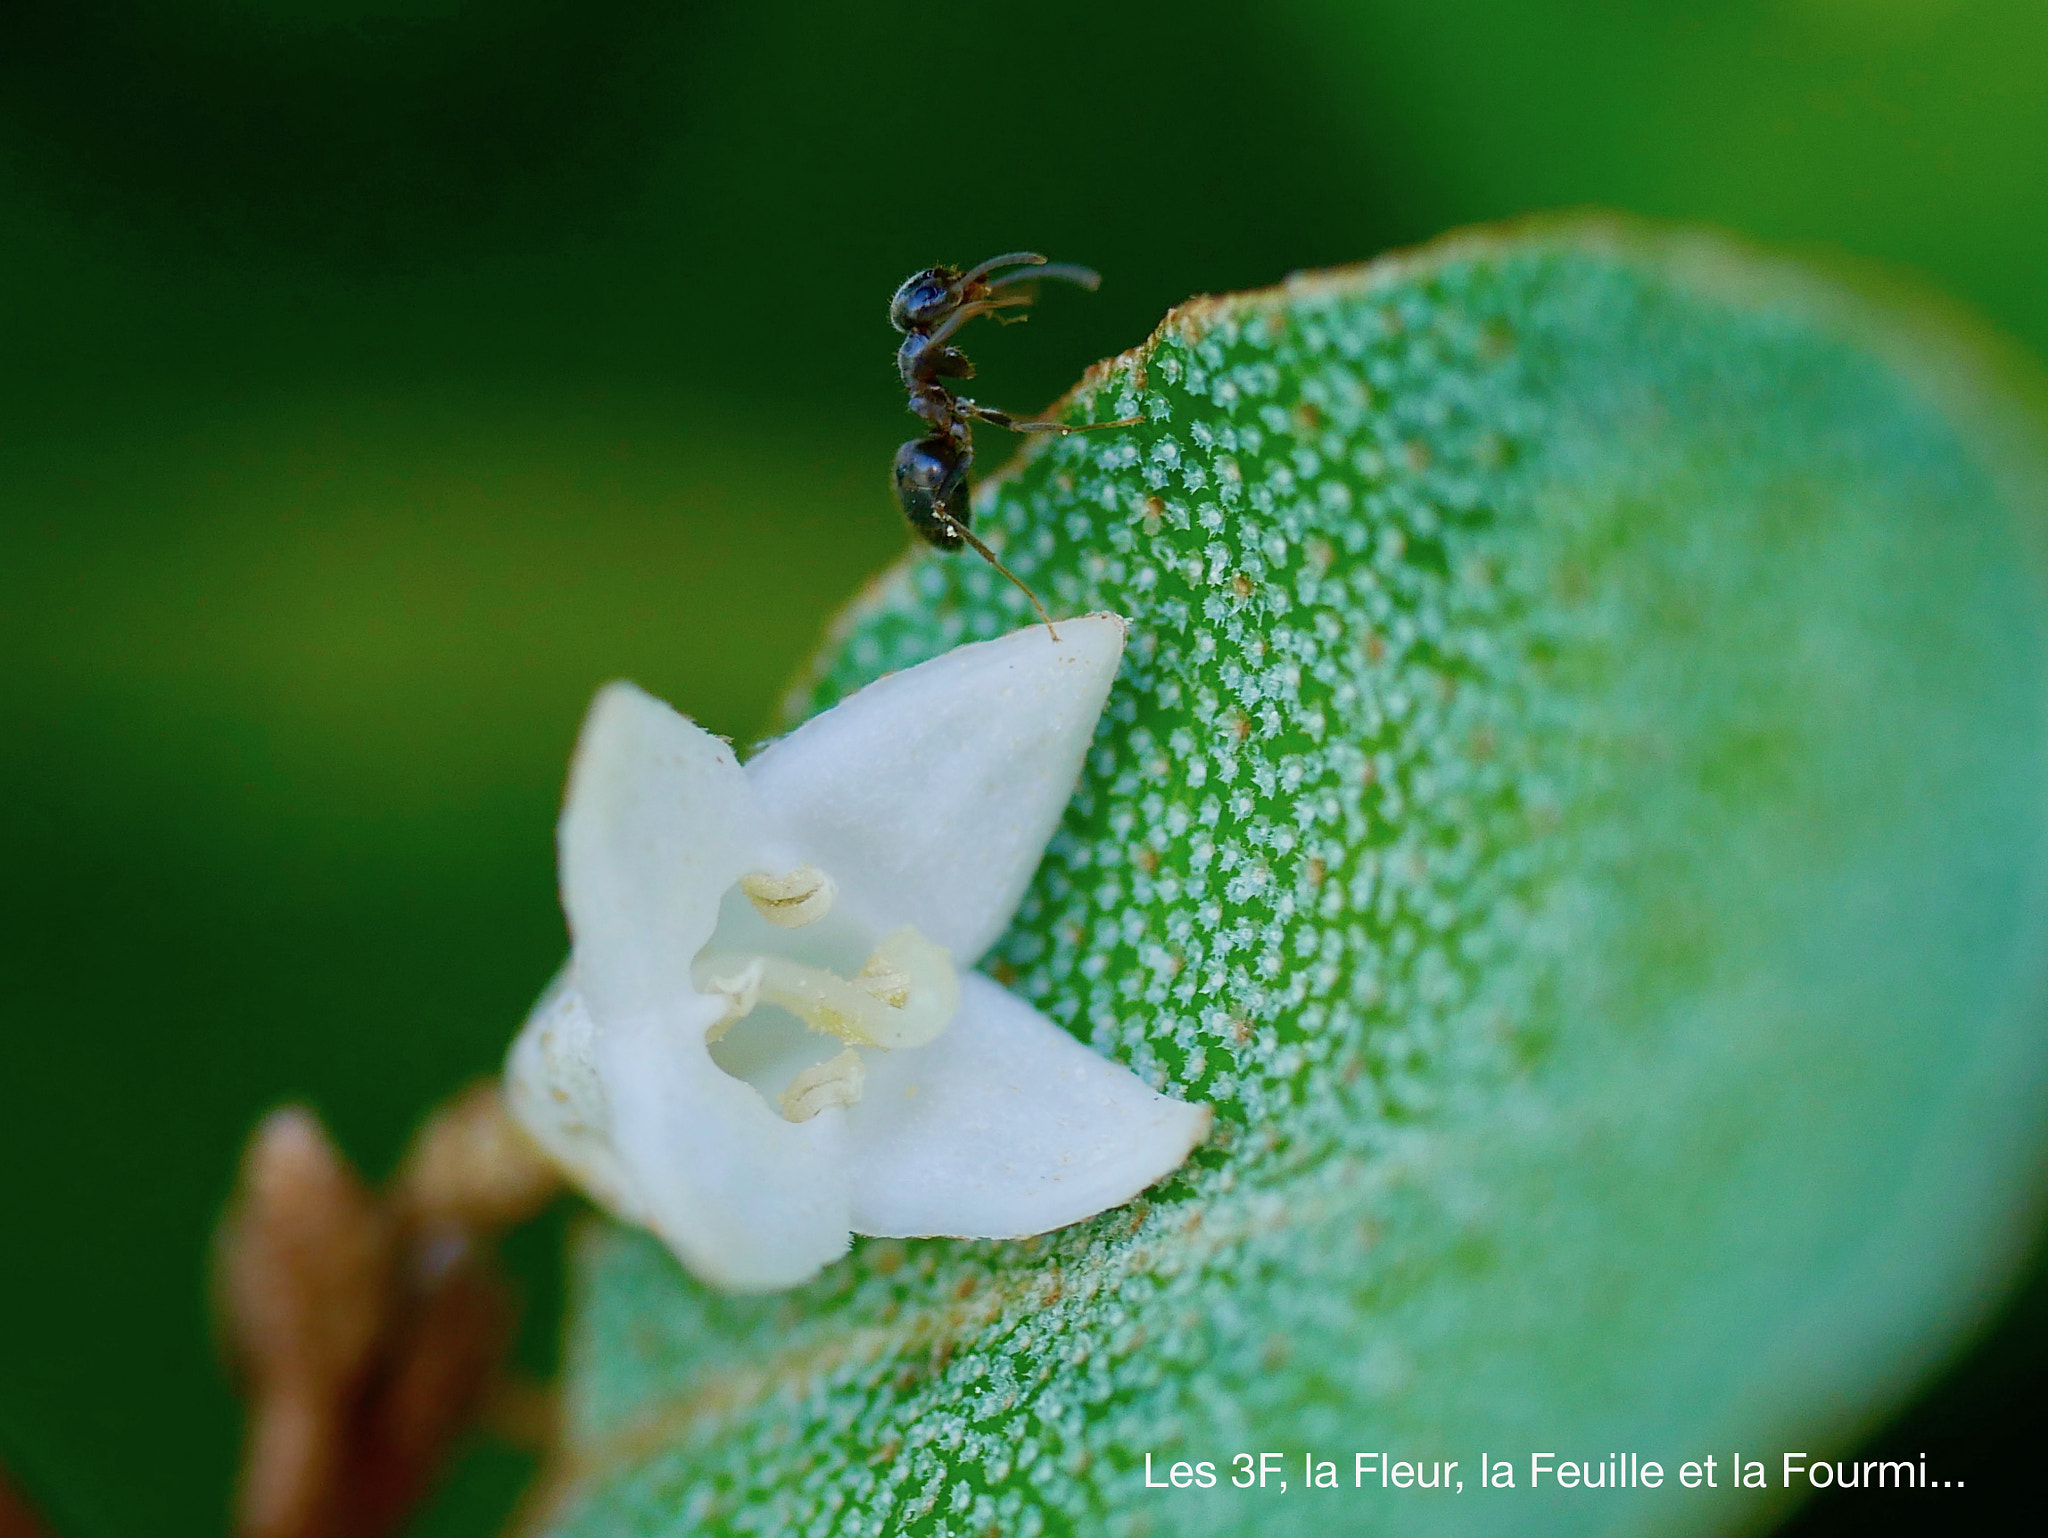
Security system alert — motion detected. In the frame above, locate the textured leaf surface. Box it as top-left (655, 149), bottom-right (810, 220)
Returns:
top-left (528, 222), bottom-right (2048, 1537)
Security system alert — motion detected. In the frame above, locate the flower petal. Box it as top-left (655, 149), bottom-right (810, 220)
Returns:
top-left (843, 972), bottom-right (1211, 1239)
top-left (599, 1004), bottom-right (853, 1292)
top-left (504, 970), bottom-right (645, 1223)
top-left (560, 681), bottom-right (765, 1024)
top-left (511, 976), bottom-right (855, 1291)
top-left (745, 615), bottom-right (1127, 963)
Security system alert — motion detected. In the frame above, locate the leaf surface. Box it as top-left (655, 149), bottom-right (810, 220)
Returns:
top-left (528, 221), bottom-right (2048, 1537)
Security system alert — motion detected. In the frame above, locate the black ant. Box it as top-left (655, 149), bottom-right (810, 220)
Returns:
top-left (890, 251), bottom-right (1140, 634)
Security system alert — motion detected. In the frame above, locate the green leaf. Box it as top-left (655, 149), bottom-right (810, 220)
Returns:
top-left (527, 220), bottom-right (2048, 1536)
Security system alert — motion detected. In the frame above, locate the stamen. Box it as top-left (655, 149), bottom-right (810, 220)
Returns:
top-left (751, 956), bottom-right (892, 1045)
top-left (703, 957), bottom-right (765, 1041)
top-left (740, 864), bottom-right (838, 928)
top-left (779, 1048), bottom-right (866, 1122)
top-left (693, 926), bottom-right (959, 1052)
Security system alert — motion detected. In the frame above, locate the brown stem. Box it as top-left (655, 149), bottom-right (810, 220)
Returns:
top-left (0, 1463), bottom-right (58, 1538)
top-left (217, 1083), bottom-right (564, 1538)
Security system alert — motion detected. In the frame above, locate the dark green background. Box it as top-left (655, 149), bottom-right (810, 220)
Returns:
top-left (2, 3), bottom-right (2043, 1534)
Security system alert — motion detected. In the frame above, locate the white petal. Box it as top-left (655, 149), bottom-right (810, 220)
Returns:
top-left (503, 971), bottom-right (644, 1222)
top-left (505, 979), bottom-right (854, 1290)
top-left (560, 682), bottom-right (766, 1024)
top-left (843, 972), bottom-right (1211, 1239)
top-left (598, 992), bottom-right (854, 1292)
top-left (745, 614), bottom-right (1127, 963)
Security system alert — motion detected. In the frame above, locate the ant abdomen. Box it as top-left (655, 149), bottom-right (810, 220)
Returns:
top-left (894, 436), bottom-right (971, 552)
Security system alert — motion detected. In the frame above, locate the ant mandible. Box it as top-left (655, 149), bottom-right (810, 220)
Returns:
top-left (890, 251), bottom-right (1140, 635)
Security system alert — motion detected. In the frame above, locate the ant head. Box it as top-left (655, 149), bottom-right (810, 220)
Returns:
top-left (890, 267), bottom-right (964, 334)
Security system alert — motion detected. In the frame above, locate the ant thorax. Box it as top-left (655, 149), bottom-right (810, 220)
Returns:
top-left (896, 331), bottom-right (973, 394)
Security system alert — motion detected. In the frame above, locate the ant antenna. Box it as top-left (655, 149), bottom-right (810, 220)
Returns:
top-left (989, 261), bottom-right (1101, 293)
top-left (939, 514), bottom-right (1060, 640)
top-left (961, 251), bottom-right (1046, 285)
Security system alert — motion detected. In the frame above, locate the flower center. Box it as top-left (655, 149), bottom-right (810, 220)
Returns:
top-left (694, 866), bottom-right (960, 1121)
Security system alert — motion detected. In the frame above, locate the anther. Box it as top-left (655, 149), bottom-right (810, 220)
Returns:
top-left (740, 864), bottom-right (837, 928)
top-left (779, 1049), bottom-right (866, 1122)
top-left (704, 957), bottom-right (766, 1040)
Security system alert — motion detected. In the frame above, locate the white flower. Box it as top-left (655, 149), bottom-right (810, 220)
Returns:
top-left (505, 614), bottom-right (1210, 1291)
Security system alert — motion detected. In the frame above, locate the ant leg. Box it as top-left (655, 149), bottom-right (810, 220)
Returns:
top-left (960, 401), bottom-right (1146, 434)
top-left (939, 514), bottom-right (1060, 640)
top-left (1016, 414), bottom-right (1146, 434)
top-left (925, 294), bottom-right (1034, 348)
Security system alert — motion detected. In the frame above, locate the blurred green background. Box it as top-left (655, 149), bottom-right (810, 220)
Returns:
top-left (3, 2), bottom-right (2046, 1534)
